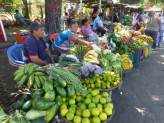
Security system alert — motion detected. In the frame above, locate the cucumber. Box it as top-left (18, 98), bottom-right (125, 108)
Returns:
top-left (71, 69), bottom-right (80, 77)
top-left (55, 95), bottom-right (63, 105)
top-left (25, 110), bottom-right (49, 120)
top-left (57, 76), bottom-right (67, 87)
top-left (60, 57), bottom-right (76, 61)
top-left (44, 90), bottom-right (55, 101)
top-left (43, 80), bottom-right (53, 92)
top-left (22, 94), bottom-right (31, 101)
top-left (31, 117), bottom-right (47, 123)
top-left (33, 89), bottom-right (45, 97)
top-left (67, 85), bottom-right (75, 98)
top-left (35, 99), bottom-right (55, 110)
top-left (22, 99), bottom-right (32, 112)
top-left (68, 63), bottom-right (81, 67)
top-left (55, 86), bottom-right (67, 97)
top-left (44, 103), bottom-right (59, 123)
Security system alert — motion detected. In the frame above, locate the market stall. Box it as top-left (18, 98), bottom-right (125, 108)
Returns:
top-left (1, 20), bottom-right (155, 123)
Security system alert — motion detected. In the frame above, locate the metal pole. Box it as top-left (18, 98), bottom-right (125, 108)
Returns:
top-left (112, 1), bottom-right (113, 23)
top-left (99, 0), bottom-right (101, 13)
top-left (80, 0), bottom-right (82, 26)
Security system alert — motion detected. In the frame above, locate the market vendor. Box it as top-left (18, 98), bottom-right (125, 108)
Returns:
top-left (52, 18), bottom-right (94, 56)
top-left (93, 13), bottom-right (106, 36)
top-left (22, 22), bottom-right (59, 65)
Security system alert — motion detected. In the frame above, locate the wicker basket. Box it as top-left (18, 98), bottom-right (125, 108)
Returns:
top-left (58, 108), bottom-right (115, 123)
top-left (122, 69), bottom-right (132, 75)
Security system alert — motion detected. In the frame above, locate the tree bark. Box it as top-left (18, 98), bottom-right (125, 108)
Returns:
top-left (40, 5), bottom-right (43, 19)
top-left (45, 0), bottom-right (62, 34)
top-left (22, 0), bottom-right (29, 19)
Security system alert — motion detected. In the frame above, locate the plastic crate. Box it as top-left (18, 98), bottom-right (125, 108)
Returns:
top-left (133, 50), bottom-right (140, 67)
top-left (15, 33), bottom-right (29, 44)
top-left (139, 49), bottom-right (144, 63)
top-left (148, 43), bottom-right (153, 57)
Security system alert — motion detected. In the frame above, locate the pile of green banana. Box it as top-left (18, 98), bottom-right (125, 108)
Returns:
top-left (14, 64), bottom-right (48, 89)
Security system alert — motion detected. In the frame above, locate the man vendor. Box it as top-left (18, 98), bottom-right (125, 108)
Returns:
top-left (22, 22), bottom-right (58, 65)
top-left (52, 18), bottom-right (94, 56)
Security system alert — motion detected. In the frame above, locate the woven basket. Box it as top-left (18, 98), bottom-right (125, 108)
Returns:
top-left (87, 80), bottom-right (123, 93)
top-left (122, 69), bottom-right (132, 75)
top-left (58, 108), bottom-right (115, 123)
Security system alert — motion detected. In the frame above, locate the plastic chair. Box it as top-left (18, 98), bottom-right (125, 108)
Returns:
top-left (7, 44), bottom-right (26, 67)
top-left (50, 33), bottom-right (60, 43)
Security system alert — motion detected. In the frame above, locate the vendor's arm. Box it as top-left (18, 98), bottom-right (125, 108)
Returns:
top-left (45, 49), bottom-right (55, 63)
top-left (68, 35), bottom-right (93, 49)
top-left (156, 16), bottom-right (162, 32)
top-left (138, 22), bottom-right (144, 27)
top-left (30, 56), bottom-right (49, 65)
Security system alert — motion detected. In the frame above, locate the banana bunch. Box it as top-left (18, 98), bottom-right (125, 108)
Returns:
top-left (118, 54), bottom-right (133, 70)
top-left (139, 27), bottom-right (145, 34)
top-left (84, 50), bottom-right (99, 64)
top-left (13, 64), bottom-right (48, 89)
top-left (133, 35), bottom-right (153, 44)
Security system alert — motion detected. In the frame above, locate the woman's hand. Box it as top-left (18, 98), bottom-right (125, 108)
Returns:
top-left (87, 35), bottom-right (90, 38)
top-left (88, 42), bottom-right (94, 50)
top-left (158, 28), bottom-right (161, 32)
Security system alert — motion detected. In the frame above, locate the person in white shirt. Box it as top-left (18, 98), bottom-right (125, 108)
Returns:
top-left (132, 12), bottom-right (139, 26)
top-left (156, 9), bottom-right (164, 48)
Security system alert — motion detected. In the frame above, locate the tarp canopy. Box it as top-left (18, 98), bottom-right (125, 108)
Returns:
top-left (120, 0), bottom-right (143, 5)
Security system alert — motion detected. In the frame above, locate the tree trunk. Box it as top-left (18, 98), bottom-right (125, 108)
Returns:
top-left (45, 0), bottom-right (62, 34)
top-left (22, 0), bottom-right (29, 19)
top-left (40, 5), bottom-right (43, 19)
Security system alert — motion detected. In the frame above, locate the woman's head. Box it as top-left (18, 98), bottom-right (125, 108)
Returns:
top-left (99, 13), bottom-right (103, 19)
top-left (148, 10), bottom-right (154, 17)
top-left (67, 18), bottom-right (78, 33)
top-left (65, 12), bottom-right (68, 16)
top-left (139, 18), bottom-right (143, 22)
top-left (82, 19), bottom-right (88, 25)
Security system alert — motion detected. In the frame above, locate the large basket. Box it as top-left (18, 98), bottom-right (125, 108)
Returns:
top-left (122, 69), bottom-right (132, 75)
top-left (58, 108), bottom-right (115, 123)
top-left (88, 80), bottom-right (123, 93)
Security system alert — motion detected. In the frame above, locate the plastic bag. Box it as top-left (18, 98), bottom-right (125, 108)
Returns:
top-left (83, 62), bottom-right (97, 73)
top-left (91, 44), bottom-right (102, 53)
top-left (80, 66), bottom-right (90, 78)
top-left (110, 38), bottom-right (116, 48)
top-left (94, 66), bottom-right (104, 75)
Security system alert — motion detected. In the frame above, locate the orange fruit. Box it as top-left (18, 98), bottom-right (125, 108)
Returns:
top-left (82, 118), bottom-right (90, 123)
top-left (86, 94), bottom-right (92, 98)
top-left (66, 111), bottom-right (74, 121)
top-left (88, 103), bottom-right (96, 109)
top-left (75, 109), bottom-right (83, 116)
top-left (104, 107), bottom-right (112, 115)
top-left (76, 95), bottom-right (82, 102)
top-left (99, 112), bottom-right (107, 121)
top-left (83, 109), bottom-right (90, 118)
top-left (102, 92), bottom-right (109, 98)
top-left (84, 98), bottom-right (91, 105)
top-left (73, 116), bottom-right (81, 123)
top-left (95, 82), bottom-right (101, 88)
top-left (80, 103), bottom-right (86, 110)
top-left (91, 84), bottom-right (95, 88)
top-left (69, 99), bottom-right (76, 105)
top-left (92, 108), bottom-right (100, 116)
top-left (100, 98), bottom-right (106, 105)
top-left (92, 117), bottom-right (101, 123)
top-left (91, 97), bottom-right (99, 104)
top-left (60, 108), bottom-right (68, 116)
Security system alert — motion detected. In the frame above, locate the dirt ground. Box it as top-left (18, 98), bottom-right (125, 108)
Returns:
top-left (0, 27), bottom-right (29, 112)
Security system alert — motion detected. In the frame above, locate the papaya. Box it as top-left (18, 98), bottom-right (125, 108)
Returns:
top-left (22, 94), bottom-right (31, 101)
top-left (33, 89), bottom-right (45, 97)
top-left (57, 77), bottom-right (67, 87)
top-left (32, 94), bottom-right (42, 109)
top-left (55, 95), bottom-right (63, 105)
top-left (35, 99), bottom-right (55, 110)
top-left (22, 99), bottom-right (32, 112)
top-left (44, 90), bottom-right (55, 101)
top-left (67, 85), bottom-right (75, 98)
top-left (43, 80), bottom-right (53, 92)
top-left (55, 86), bottom-right (66, 97)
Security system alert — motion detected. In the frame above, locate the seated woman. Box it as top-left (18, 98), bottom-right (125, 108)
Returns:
top-left (135, 18), bottom-right (144, 31)
top-left (52, 18), bottom-right (94, 56)
top-left (81, 19), bottom-right (98, 42)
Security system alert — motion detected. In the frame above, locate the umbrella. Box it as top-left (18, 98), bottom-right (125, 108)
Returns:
top-left (0, 4), bottom-right (5, 7)
top-left (139, 5), bottom-right (152, 9)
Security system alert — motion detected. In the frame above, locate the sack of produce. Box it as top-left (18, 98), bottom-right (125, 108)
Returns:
top-left (80, 66), bottom-right (90, 78)
top-left (83, 62), bottom-right (97, 73)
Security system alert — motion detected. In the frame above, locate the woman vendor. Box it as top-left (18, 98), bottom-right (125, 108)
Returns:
top-left (81, 18), bottom-right (98, 42)
top-left (52, 18), bottom-right (94, 56)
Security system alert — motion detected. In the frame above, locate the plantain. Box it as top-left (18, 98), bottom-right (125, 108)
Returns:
top-left (41, 76), bottom-right (48, 81)
top-left (27, 74), bottom-right (35, 88)
top-left (13, 69), bottom-right (24, 76)
top-left (25, 64), bottom-right (32, 74)
top-left (33, 81), bottom-right (38, 89)
top-left (17, 75), bottom-right (28, 86)
top-left (38, 76), bottom-right (45, 86)
top-left (14, 72), bottom-right (25, 81)
top-left (28, 65), bottom-right (34, 75)
top-left (35, 68), bottom-right (44, 72)
top-left (34, 72), bottom-right (45, 76)
top-left (34, 76), bottom-right (41, 88)
top-left (19, 65), bottom-right (25, 70)
top-left (33, 65), bottom-right (39, 70)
